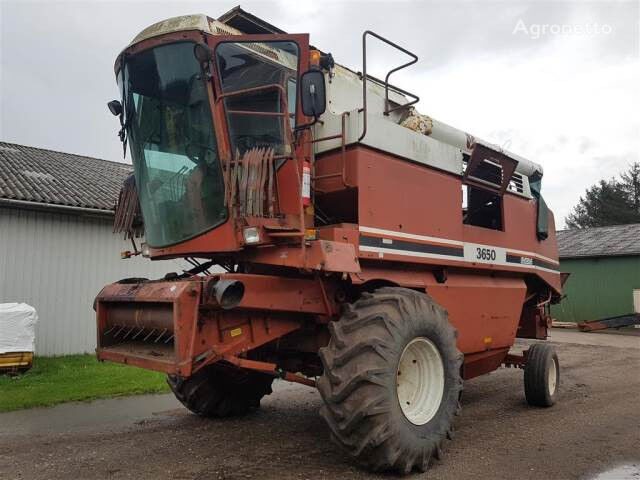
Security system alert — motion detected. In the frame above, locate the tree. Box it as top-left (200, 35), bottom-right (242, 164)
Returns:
top-left (565, 162), bottom-right (640, 229)
top-left (619, 162), bottom-right (640, 215)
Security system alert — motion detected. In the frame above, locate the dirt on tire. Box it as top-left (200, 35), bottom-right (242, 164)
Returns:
top-left (318, 287), bottom-right (463, 474)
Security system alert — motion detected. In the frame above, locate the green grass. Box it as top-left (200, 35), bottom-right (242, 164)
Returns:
top-left (0, 354), bottom-right (170, 412)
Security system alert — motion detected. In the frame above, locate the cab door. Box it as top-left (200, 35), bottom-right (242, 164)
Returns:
top-left (207, 33), bottom-right (311, 225)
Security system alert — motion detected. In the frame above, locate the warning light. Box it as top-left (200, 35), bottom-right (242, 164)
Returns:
top-left (310, 50), bottom-right (321, 65)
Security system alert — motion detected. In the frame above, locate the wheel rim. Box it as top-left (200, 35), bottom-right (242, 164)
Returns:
top-left (548, 357), bottom-right (557, 396)
top-left (396, 337), bottom-right (445, 425)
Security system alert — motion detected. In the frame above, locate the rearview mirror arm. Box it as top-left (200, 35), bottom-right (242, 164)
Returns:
top-left (293, 112), bottom-right (319, 133)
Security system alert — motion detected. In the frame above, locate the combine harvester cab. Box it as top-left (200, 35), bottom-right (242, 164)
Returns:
top-left (96, 7), bottom-right (563, 474)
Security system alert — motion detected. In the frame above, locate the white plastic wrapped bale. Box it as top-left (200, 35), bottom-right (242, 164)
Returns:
top-left (0, 303), bottom-right (38, 354)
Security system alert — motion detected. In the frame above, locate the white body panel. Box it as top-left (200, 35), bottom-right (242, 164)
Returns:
top-left (314, 107), bottom-right (465, 178)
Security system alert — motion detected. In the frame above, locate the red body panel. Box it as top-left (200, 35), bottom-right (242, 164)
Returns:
top-left (427, 274), bottom-right (527, 353)
top-left (315, 145), bottom-right (561, 293)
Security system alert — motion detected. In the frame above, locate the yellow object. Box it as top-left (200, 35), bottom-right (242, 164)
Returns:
top-left (0, 351), bottom-right (33, 371)
top-left (230, 328), bottom-right (243, 338)
top-left (310, 49), bottom-right (321, 65)
top-left (483, 336), bottom-right (493, 345)
top-left (304, 228), bottom-right (317, 240)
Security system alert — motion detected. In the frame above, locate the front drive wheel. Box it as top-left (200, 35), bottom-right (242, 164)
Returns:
top-left (167, 362), bottom-right (273, 418)
top-left (318, 287), bottom-right (463, 474)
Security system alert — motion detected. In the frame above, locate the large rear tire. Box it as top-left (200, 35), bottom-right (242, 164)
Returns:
top-left (167, 363), bottom-right (274, 417)
top-left (318, 287), bottom-right (463, 474)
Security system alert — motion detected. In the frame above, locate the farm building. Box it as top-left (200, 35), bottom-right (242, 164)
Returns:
top-left (0, 141), bottom-right (186, 355)
top-left (551, 224), bottom-right (640, 324)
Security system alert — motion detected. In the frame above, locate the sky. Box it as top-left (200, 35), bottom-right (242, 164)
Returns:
top-left (1, 0), bottom-right (638, 227)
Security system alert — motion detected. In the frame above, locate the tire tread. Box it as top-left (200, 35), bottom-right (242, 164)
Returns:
top-left (318, 287), bottom-right (463, 474)
top-left (524, 343), bottom-right (558, 407)
top-left (167, 363), bottom-right (273, 418)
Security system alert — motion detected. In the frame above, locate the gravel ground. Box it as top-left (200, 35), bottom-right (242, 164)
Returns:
top-left (1, 332), bottom-right (639, 480)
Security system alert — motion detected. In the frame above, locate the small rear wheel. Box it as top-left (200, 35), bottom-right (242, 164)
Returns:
top-left (524, 343), bottom-right (559, 407)
top-left (167, 362), bottom-right (273, 417)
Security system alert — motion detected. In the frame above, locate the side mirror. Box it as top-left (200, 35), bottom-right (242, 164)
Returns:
top-left (107, 100), bottom-right (122, 117)
top-left (300, 69), bottom-right (326, 118)
top-left (193, 43), bottom-right (213, 63)
top-left (193, 43), bottom-right (214, 79)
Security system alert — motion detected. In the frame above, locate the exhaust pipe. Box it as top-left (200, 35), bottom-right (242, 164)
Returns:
top-left (211, 279), bottom-right (245, 310)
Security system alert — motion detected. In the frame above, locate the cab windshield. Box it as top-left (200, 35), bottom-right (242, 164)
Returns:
top-left (122, 42), bottom-right (226, 247)
top-left (215, 41), bottom-right (299, 156)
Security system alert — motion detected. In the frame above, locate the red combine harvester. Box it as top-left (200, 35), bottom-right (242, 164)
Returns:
top-left (97, 8), bottom-right (563, 473)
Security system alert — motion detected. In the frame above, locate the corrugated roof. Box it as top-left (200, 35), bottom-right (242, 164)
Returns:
top-left (557, 224), bottom-right (640, 259)
top-left (0, 141), bottom-right (131, 213)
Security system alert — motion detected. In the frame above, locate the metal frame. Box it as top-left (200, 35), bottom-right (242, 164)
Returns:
top-left (310, 112), bottom-right (353, 190)
top-left (578, 313), bottom-right (640, 332)
top-left (359, 30), bottom-right (419, 141)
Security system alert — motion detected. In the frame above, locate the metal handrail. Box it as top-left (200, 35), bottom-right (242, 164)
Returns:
top-left (216, 83), bottom-right (287, 102)
top-left (311, 112), bottom-right (352, 190)
top-left (359, 30), bottom-right (419, 141)
top-left (217, 82), bottom-right (294, 149)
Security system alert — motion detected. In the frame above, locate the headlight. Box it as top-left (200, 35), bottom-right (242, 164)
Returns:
top-left (141, 243), bottom-right (150, 257)
top-left (243, 227), bottom-right (260, 245)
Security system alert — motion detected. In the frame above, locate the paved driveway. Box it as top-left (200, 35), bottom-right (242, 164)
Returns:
top-left (1, 331), bottom-right (638, 479)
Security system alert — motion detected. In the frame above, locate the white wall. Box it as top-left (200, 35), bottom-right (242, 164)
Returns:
top-left (0, 207), bottom-right (188, 355)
